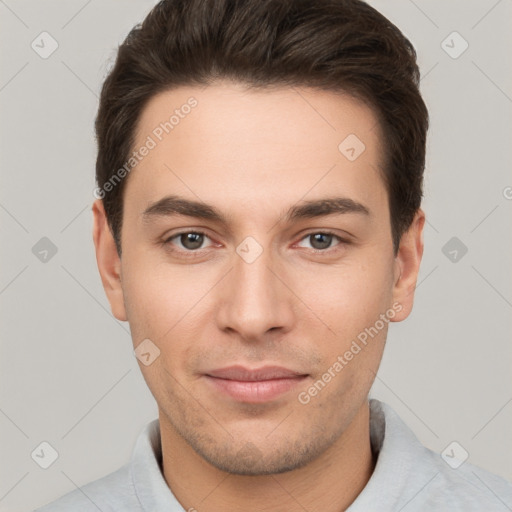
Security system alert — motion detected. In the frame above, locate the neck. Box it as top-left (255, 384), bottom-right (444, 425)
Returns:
top-left (159, 401), bottom-right (376, 512)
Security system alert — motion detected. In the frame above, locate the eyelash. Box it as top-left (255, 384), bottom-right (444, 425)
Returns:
top-left (162, 230), bottom-right (349, 257)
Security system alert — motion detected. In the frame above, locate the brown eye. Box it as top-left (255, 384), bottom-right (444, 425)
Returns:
top-left (310, 233), bottom-right (334, 250)
top-left (166, 231), bottom-right (211, 251)
top-left (297, 232), bottom-right (342, 251)
top-left (180, 233), bottom-right (204, 250)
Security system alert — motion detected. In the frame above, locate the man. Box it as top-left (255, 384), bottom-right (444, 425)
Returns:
top-left (35, 0), bottom-right (512, 510)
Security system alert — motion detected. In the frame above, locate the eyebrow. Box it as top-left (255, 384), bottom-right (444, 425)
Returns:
top-left (141, 194), bottom-right (370, 226)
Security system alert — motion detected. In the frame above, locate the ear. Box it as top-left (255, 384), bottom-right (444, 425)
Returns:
top-left (390, 208), bottom-right (425, 322)
top-left (92, 199), bottom-right (127, 321)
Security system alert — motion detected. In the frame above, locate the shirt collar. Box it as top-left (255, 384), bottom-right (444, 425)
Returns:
top-left (130, 418), bottom-right (185, 511)
top-left (129, 398), bottom-right (426, 511)
top-left (346, 398), bottom-right (429, 511)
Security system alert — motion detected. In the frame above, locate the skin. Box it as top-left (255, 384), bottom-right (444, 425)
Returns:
top-left (93, 81), bottom-right (424, 512)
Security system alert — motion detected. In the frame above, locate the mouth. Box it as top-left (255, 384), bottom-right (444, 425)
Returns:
top-left (203, 365), bottom-right (309, 403)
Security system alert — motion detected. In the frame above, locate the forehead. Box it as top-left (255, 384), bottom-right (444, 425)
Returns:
top-left (126, 81), bottom-right (387, 223)
top-left (135, 81), bottom-right (382, 151)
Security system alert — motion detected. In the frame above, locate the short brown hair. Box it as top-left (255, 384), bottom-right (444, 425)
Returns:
top-left (95, 0), bottom-right (429, 256)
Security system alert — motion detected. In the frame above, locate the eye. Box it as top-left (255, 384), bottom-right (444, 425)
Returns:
top-left (163, 230), bottom-right (347, 254)
top-left (165, 231), bottom-right (213, 251)
top-left (296, 232), bottom-right (343, 251)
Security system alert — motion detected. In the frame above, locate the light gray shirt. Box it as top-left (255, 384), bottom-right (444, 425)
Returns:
top-left (34, 399), bottom-right (512, 511)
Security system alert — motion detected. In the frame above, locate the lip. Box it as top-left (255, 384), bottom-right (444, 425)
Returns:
top-left (204, 365), bottom-right (308, 403)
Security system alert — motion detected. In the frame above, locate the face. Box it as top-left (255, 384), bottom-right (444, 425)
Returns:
top-left (93, 81), bottom-right (424, 476)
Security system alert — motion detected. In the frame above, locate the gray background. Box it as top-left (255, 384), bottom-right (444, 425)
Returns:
top-left (1, 1), bottom-right (511, 511)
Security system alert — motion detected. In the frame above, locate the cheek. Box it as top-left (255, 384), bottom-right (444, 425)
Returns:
top-left (120, 251), bottom-right (215, 345)
top-left (120, 257), bottom-right (206, 396)
top-left (290, 259), bottom-right (394, 397)
top-left (121, 253), bottom-right (173, 341)
top-left (296, 258), bottom-right (394, 337)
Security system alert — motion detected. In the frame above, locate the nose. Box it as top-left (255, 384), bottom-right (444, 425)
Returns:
top-left (215, 240), bottom-right (296, 343)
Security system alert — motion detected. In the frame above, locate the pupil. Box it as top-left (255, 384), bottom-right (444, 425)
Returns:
top-left (311, 233), bottom-right (331, 250)
top-left (182, 233), bottom-right (203, 250)
top-left (179, 233), bottom-right (332, 251)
